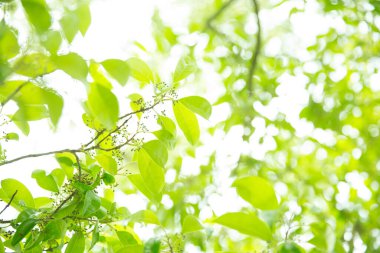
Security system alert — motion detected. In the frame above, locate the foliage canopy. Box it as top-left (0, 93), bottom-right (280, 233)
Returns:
top-left (0, 0), bottom-right (379, 252)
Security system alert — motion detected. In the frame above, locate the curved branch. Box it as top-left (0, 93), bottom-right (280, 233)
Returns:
top-left (247, 0), bottom-right (262, 96)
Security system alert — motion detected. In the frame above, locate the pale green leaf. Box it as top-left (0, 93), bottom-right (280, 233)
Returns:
top-left (87, 82), bottom-right (119, 129)
top-left (173, 101), bottom-right (199, 145)
top-left (0, 21), bottom-right (20, 60)
top-left (41, 30), bottom-right (61, 54)
top-left (102, 59), bottom-right (129, 85)
top-left (5, 133), bottom-right (19, 141)
top-left (128, 174), bottom-right (162, 203)
top-left (232, 176), bottom-right (278, 210)
top-left (138, 149), bottom-right (165, 194)
top-left (53, 53), bottom-right (88, 81)
top-left (96, 154), bottom-right (118, 175)
top-left (182, 215), bottom-right (203, 234)
top-left (60, 12), bottom-right (79, 43)
top-left (214, 212), bottom-right (272, 241)
top-left (179, 96), bottom-right (212, 119)
top-left (31, 170), bottom-right (59, 192)
top-left (1, 179), bottom-right (35, 209)
top-left (173, 57), bottom-right (196, 83)
top-left (142, 140), bottom-right (168, 168)
top-left (14, 53), bottom-right (56, 77)
top-left (157, 115), bottom-right (176, 136)
top-left (76, 4), bottom-right (91, 36)
top-left (126, 57), bottom-right (154, 84)
top-left (128, 210), bottom-right (160, 225)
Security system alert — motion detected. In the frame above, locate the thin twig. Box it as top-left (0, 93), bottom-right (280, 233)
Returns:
top-left (72, 152), bottom-right (82, 180)
top-left (0, 190), bottom-right (17, 216)
top-left (247, 0), bottom-right (262, 96)
top-left (50, 190), bottom-right (77, 217)
top-left (0, 97), bottom-right (168, 167)
top-left (0, 81), bottom-right (29, 107)
top-left (205, 0), bottom-right (237, 30)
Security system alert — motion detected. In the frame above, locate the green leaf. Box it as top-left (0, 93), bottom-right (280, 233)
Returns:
top-left (41, 30), bottom-right (61, 54)
top-left (157, 115), bottom-right (176, 136)
top-left (232, 176), bottom-right (278, 210)
top-left (278, 242), bottom-right (305, 253)
top-left (1, 179), bottom-right (35, 209)
top-left (138, 149), bottom-right (165, 194)
top-left (128, 210), bottom-right (160, 225)
top-left (214, 212), bottom-right (272, 241)
top-left (55, 152), bottom-right (75, 179)
top-left (12, 104), bottom-right (49, 122)
top-left (128, 174), bottom-right (162, 203)
top-left (42, 88), bottom-right (64, 127)
top-left (60, 12), bottom-right (79, 43)
top-left (31, 170), bottom-right (59, 192)
top-left (11, 219), bottom-right (37, 246)
top-left (179, 96), bottom-right (212, 119)
top-left (34, 197), bottom-right (53, 208)
top-left (182, 215), bottom-right (203, 233)
top-left (173, 57), bottom-right (196, 83)
top-left (142, 140), bottom-right (168, 168)
top-left (87, 82), bottom-right (119, 129)
top-left (89, 223), bottom-right (99, 250)
top-left (102, 172), bottom-right (115, 185)
top-left (53, 53), bottom-right (88, 81)
top-left (144, 239), bottom-right (160, 253)
top-left (5, 133), bottom-right (19, 141)
top-left (126, 58), bottom-right (155, 84)
top-left (76, 4), bottom-right (91, 36)
top-left (89, 60), bottom-right (112, 89)
top-left (0, 21), bottom-right (20, 60)
top-left (173, 101), bottom-right (199, 145)
top-left (102, 59), bottom-right (130, 85)
top-left (21, 0), bottom-right (51, 32)
top-left (0, 238), bottom-right (4, 253)
top-left (81, 190), bottom-right (101, 217)
top-left (14, 53), bottom-right (56, 77)
top-left (116, 231), bottom-right (138, 245)
top-left (43, 220), bottom-right (66, 241)
top-left (65, 232), bottom-right (85, 253)
top-left (96, 154), bottom-right (118, 175)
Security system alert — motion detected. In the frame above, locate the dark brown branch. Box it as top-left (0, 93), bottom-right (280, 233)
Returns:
top-left (0, 190), bottom-right (17, 216)
top-left (247, 0), bottom-right (262, 96)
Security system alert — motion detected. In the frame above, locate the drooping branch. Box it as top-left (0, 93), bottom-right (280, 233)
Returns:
top-left (246, 0), bottom-right (262, 96)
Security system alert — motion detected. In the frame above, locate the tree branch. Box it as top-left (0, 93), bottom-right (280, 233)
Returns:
top-left (205, 0), bottom-right (237, 30)
top-left (0, 190), bottom-right (17, 216)
top-left (0, 97), bottom-right (168, 167)
top-left (50, 190), bottom-right (77, 217)
top-left (247, 0), bottom-right (262, 96)
top-left (0, 81), bottom-right (29, 107)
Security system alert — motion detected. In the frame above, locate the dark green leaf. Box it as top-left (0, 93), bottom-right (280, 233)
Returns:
top-left (11, 219), bottom-right (37, 246)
